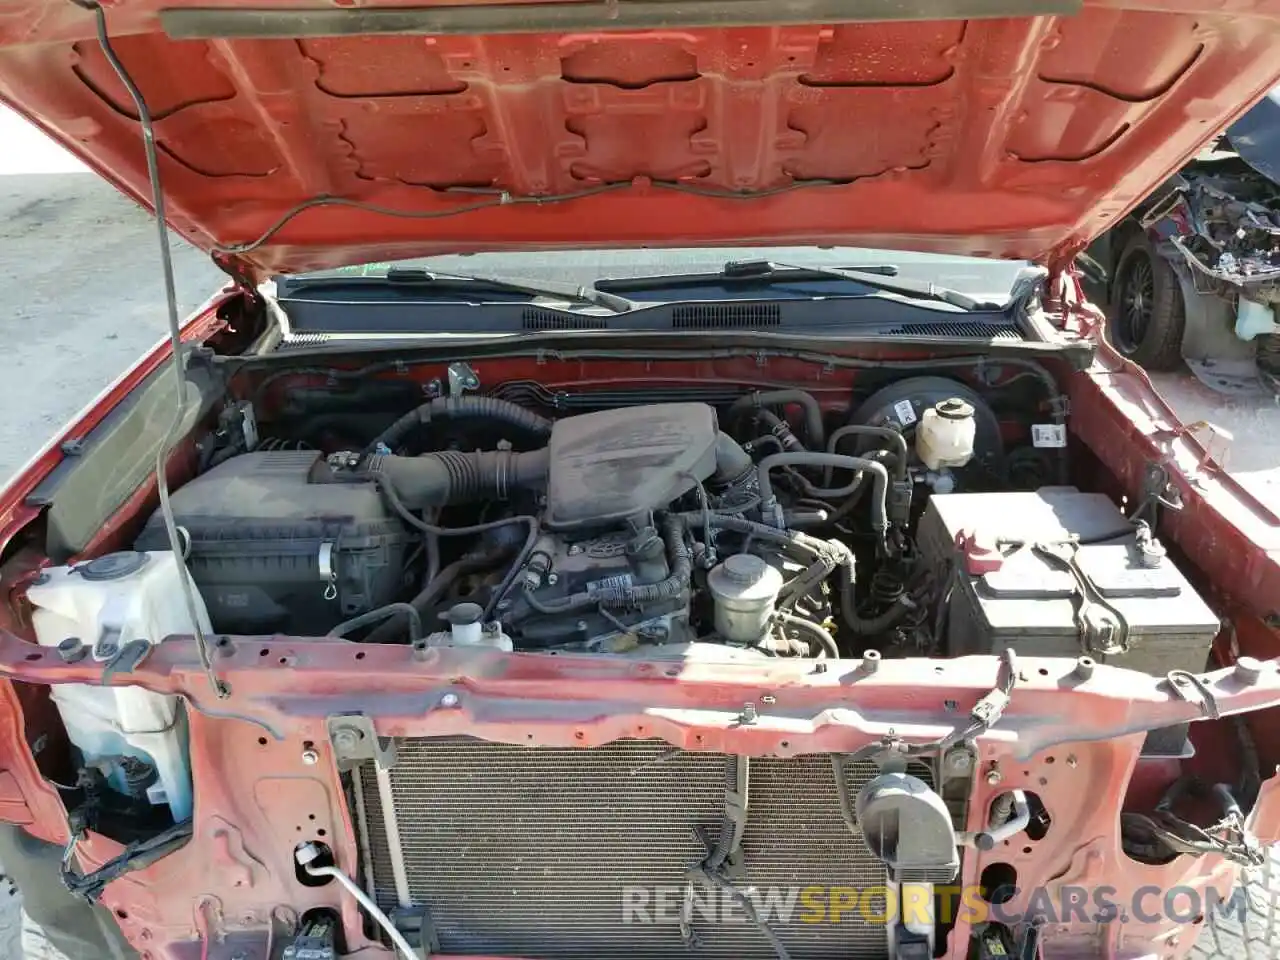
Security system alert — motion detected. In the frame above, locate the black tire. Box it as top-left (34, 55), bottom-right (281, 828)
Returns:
top-left (1110, 232), bottom-right (1186, 370)
top-left (1190, 848), bottom-right (1280, 960)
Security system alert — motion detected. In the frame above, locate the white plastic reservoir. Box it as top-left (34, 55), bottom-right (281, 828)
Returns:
top-left (28, 551), bottom-right (208, 822)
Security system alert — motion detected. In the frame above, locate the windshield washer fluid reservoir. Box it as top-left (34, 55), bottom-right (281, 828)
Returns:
top-left (28, 551), bottom-right (209, 821)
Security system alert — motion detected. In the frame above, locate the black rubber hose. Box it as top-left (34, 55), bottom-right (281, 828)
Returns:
top-left (713, 432), bottom-right (755, 484)
top-left (837, 560), bottom-right (913, 636)
top-left (678, 511), bottom-right (837, 561)
top-left (826, 424), bottom-right (909, 482)
top-left (365, 396), bottom-right (553, 454)
top-left (328, 602), bottom-right (423, 643)
top-left (757, 409), bottom-right (805, 451)
top-left (757, 452), bottom-right (889, 536)
top-left (366, 448), bottom-right (550, 510)
top-left (730, 390), bottom-right (825, 449)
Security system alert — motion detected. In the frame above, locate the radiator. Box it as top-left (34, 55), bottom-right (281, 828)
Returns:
top-left (358, 737), bottom-right (913, 960)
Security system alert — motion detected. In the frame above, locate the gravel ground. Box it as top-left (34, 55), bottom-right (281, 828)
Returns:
top-left (1, 107), bottom-right (1279, 958)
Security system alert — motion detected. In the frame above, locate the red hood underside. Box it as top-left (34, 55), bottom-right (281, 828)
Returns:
top-left (1, 0), bottom-right (1279, 278)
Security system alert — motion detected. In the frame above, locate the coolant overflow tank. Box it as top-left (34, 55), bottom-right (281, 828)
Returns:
top-left (855, 772), bottom-right (959, 883)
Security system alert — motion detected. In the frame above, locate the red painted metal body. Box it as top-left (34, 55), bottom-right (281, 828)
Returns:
top-left (2, 0), bottom-right (1280, 278)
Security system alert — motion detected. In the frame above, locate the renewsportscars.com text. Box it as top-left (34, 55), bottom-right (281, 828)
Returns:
top-left (621, 884), bottom-right (1247, 927)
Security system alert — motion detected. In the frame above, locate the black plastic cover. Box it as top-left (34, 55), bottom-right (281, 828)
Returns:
top-left (544, 403), bottom-right (718, 529)
top-left (135, 451), bottom-right (412, 635)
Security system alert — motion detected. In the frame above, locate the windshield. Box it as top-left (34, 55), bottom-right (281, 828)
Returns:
top-left (292, 247), bottom-right (1028, 303)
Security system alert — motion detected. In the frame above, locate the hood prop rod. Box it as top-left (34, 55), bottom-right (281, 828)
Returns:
top-left (71, 0), bottom-right (226, 698)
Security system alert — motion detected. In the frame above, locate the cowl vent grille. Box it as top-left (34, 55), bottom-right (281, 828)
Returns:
top-left (522, 308), bottom-right (610, 330)
top-left (671, 303), bottom-right (781, 329)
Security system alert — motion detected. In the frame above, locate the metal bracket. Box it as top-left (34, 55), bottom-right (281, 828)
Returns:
top-left (1164, 670), bottom-right (1221, 720)
top-left (446, 361), bottom-right (480, 398)
top-left (327, 715), bottom-right (397, 772)
top-left (392, 903), bottom-right (441, 955)
top-left (99, 639), bottom-right (152, 685)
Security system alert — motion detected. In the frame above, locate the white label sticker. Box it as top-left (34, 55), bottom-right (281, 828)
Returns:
top-left (587, 573), bottom-right (633, 595)
top-left (1032, 424), bottom-right (1067, 448)
top-left (893, 399), bottom-right (917, 426)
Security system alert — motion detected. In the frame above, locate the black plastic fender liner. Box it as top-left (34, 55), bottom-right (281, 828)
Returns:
top-left (0, 824), bottom-right (138, 959)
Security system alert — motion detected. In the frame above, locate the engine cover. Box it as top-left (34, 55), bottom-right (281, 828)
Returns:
top-left (544, 403), bottom-right (719, 530)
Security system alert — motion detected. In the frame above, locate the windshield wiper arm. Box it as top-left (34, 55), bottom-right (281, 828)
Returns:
top-left (385, 266), bottom-right (633, 312)
top-left (731, 259), bottom-right (1002, 311)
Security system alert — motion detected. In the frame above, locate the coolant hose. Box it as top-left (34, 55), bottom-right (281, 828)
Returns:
top-left (757, 452), bottom-right (889, 536)
top-left (365, 396), bottom-right (553, 454)
top-left (730, 390), bottom-right (825, 448)
top-left (365, 448), bottom-right (550, 509)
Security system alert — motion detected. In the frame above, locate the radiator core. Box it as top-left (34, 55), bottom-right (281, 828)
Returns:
top-left (359, 737), bottom-right (912, 960)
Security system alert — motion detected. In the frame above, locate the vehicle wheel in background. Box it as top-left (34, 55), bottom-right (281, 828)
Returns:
top-left (1111, 232), bottom-right (1186, 370)
top-left (1190, 848), bottom-right (1279, 960)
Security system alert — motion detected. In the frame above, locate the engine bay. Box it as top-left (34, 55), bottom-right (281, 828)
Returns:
top-left (137, 361), bottom-right (1216, 678)
top-left (15, 349), bottom-right (1274, 960)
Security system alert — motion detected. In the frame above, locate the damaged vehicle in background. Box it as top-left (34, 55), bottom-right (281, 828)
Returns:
top-left (1096, 87), bottom-right (1280, 394)
top-left (1, 0), bottom-right (1280, 959)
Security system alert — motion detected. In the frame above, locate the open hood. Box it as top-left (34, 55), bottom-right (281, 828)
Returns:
top-left (2, 0), bottom-right (1280, 279)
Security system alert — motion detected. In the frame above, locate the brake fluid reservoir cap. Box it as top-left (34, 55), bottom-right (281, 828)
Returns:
top-left (79, 551), bottom-right (149, 581)
top-left (936, 398), bottom-right (975, 420)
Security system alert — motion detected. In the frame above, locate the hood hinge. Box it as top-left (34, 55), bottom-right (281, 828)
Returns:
top-left (212, 252), bottom-right (264, 304)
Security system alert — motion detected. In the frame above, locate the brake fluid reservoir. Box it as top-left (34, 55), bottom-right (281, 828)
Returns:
top-left (916, 398), bottom-right (977, 470)
top-left (28, 551), bottom-right (209, 821)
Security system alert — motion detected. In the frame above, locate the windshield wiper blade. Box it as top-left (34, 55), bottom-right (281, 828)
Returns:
top-left (385, 266), bottom-right (633, 312)
top-left (722, 259), bottom-right (901, 279)
top-left (736, 259), bottom-right (1002, 311)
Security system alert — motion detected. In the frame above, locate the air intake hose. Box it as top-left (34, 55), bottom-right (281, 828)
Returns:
top-left (366, 397), bottom-right (553, 454)
top-left (364, 448), bottom-right (550, 509)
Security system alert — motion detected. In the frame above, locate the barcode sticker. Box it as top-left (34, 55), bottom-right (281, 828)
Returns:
top-left (893, 399), bottom-right (917, 426)
top-left (1032, 424), bottom-right (1067, 448)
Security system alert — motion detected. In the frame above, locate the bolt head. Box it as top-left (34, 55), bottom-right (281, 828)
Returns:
top-left (440, 692), bottom-right (460, 708)
top-left (300, 749), bottom-right (320, 766)
top-left (331, 728), bottom-right (360, 751)
top-left (986, 769), bottom-right (1003, 786)
top-left (1234, 656), bottom-right (1264, 685)
top-left (1066, 754), bottom-right (1079, 768)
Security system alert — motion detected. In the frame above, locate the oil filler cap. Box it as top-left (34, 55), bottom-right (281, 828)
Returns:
top-left (855, 772), bottom-right (959, 883)
top-left (78, 551), bottom-right (149, 581)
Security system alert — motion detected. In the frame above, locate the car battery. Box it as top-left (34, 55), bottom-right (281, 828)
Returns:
top-left (917, 487), bottom-right (1219, 677)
